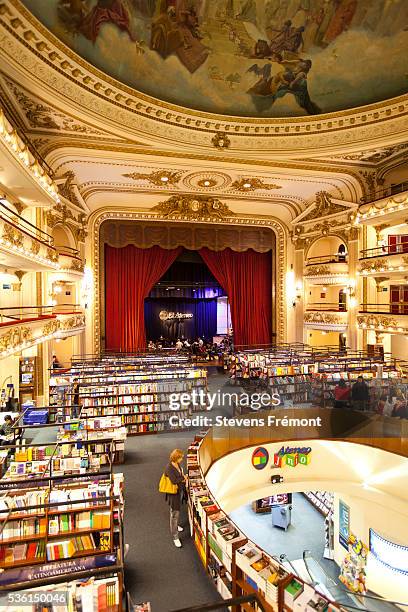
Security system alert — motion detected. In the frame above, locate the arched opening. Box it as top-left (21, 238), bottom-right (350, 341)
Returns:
top-left (52, 224), bottom-right (76, 252)
top-left (306, 236), bottom-right (348, 265)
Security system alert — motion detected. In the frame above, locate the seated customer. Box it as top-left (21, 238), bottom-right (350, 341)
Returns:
top-left (0, 415), bottom-right (15, 445)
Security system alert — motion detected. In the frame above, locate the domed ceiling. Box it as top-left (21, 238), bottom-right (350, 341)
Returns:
top-left (21, 0), bottom-right (408, 118)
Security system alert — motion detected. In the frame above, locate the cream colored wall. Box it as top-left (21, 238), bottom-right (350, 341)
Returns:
top-left (307, 329), bottom-right (340, 347)
top-left (0, 354), bottom-right (20, 402)
top-left (391, 334), bottom-right (408, 360)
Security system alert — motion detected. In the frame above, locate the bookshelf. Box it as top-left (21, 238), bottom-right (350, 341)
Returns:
top-left (77, 368), bottom-right (208, 436)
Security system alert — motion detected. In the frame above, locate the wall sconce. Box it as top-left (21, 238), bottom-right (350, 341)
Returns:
top-left (81, 266), bottom-right (93, 309)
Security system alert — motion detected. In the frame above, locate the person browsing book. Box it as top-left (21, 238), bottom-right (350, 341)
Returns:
top-left (164, 448), bottom-right (187, 548)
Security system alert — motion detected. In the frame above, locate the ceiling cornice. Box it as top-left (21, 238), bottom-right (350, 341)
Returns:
top-left (0, 1), bottom-right (407, 156)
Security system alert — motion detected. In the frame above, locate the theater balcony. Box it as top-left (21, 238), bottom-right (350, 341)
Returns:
top-left (0, 199), bottom-right (59, 270)
top-left (357, 304), bottom-right (408, 336)
top-left (304, 253), bottom-right (349, 285)
top-left (304, 308), bottom-right (348, 332)
top-left (55, 245), bottom-right (85, 278)
top-left (355, 181), bottom-right (408, 226)
top-left (358, 244), bottom-right (408, 279)
top-left (0, 305), bottom-right (85, 358)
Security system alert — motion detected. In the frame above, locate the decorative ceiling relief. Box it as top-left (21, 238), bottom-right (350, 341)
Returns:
top-left (19, 0), bottom-right (408, 118)
top-left (297, 190), bottom-right (353, 222)
top-left (182, 172), bottom-right (232, 191)
top-left (231, 177), bottom-right (281, 192)
top-left (329, 143), bottom-right (408, 164)
top-left (152, 195), bottom-right (233, 220)
top-left (123, 169), bottom-right (184, 186)
top-left (2, 76), bottom-right (106, 135)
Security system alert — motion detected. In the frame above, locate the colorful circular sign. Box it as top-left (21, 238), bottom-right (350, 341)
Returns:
top-left (252, 447), bottom-right (269, 470)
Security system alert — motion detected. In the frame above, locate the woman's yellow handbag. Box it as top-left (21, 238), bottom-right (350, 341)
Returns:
top-left (158, 473), bottom-right (178, 494)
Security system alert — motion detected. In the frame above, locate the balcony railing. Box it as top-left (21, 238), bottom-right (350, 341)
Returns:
top-left (360, 303), bottom-right (408, 315)
top-left (360, 181), bottom-right (408, 204)
top-left (0, 201), bottom-right (54, 246)
top-left (306, 253), bottom-right (348, 265)
top-left (306, 302), bottom-right (347, 312)
top-left (360, 244), bottom-right (408, 259)
top-left (0, 304), bottom-right (83, 326)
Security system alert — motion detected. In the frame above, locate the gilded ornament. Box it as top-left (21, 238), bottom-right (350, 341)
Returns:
top-left (211, 132), bottom-right (230, 150)
top-left (152, 195), bottom-right (233, 221)
top-left (46, 247), bottom-right (58, 262)
top-left (2, 223), bottom-right (23, 248)
top-left (42, 320), bottom-right (60, 336)
top-left (70, 258), bottom-right (85, 273)
top-left (30, 239), bottom-right (40, 255)
top-left (231, 178), bottom-right (281, 192)
top-left (301, 192), bottom-right (351, 222)
top-left (305, 265), bottom-right (331, 276)
top-left (123, 170), bottom-right (183, 186)
top-left (304, 312), bottom-right (340, 325)
top-left (359, 259), bottom-right (388, 273)
top-left (57, 171), bottom-right (81, 207)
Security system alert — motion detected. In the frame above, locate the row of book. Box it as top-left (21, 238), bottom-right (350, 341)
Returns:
top-left (46, 532), bottom-right (110, 561)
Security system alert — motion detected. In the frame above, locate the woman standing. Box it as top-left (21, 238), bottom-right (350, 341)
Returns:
top-left (165, 449), bottom-right (187, 548)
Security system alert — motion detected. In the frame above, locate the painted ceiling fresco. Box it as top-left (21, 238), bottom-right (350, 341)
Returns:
top-left (21, 0), bottom-right (408, 118)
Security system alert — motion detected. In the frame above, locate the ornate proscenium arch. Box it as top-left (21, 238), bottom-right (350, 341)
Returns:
top-left (89, 207), bottom-right (288, 355)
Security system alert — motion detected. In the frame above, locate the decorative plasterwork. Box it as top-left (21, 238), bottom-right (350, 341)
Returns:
top-left (0, 107), bottom-right (60, 204)
top-left (356, 193), bottom-right (408, 221)
top-left (329, 144), bottom-right (408, 165)
top-left (45, 201), bottom-right (88, 244)
top-left (0, 314), bottom-right (85, 358)
top-left (2, 75), bottom-right (106, 136)
top-left (123, 170), bottom-right (183, 187)
top-left (0, 213), bottom-right (60, 268)
top-left (231, 178), bottom-right (281, 192)
top-left (358, 255), bottom-right (408, 276)
top-left (357, 314), bottom-right (407, 334)
top-left (304, 311), bottom-right (347, 331)
top-left (90, 209), bottom-right (287, 355)
top-left (295, 191), bottom-right (354, 224)
top-left (305, 265), bottom-right (330, 276)
top-left (212, 133), bottom-right (230, 150)
top-left (152, 196), bottom-right (233, 221)
top-left (56, 170), bottom-right (84, 209)
top-left (0, 2), bottom-right (407, 152)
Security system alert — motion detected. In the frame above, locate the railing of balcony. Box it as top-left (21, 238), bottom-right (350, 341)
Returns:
top-left (0, 200), bottom-right (54, 246)
top-left (360, 244), bottom-right (408, 259)
top-left (360, 303), bottom-right (408, 315)
top-left (360, 180), bottom-right (408, 204)
top-left (306, 302), bottom-right (347, 312)
top-left (55, 245), bottom-right (80, 258)
top-left (0, 304), bottom-right (83, 325)
top-left (306, 253), bottom-right (348, 265)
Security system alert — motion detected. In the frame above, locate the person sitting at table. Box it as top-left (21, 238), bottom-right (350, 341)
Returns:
top-left (0, 415), bottom-right (14, 445)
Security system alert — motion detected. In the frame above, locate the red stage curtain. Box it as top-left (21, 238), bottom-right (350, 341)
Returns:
top-left (105, 245), bottom-right (182, 351)
top-left (199, 248), bottom-right (272, 348)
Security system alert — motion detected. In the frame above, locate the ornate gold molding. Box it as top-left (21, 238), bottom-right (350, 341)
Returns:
top-left (231, 178), bottom-right (281, 192)
top-left (0, 326), bottom-right (32, 353)
top-left (357, 314), bottom-right (404, 331)
top-left (123, 170), bottom-right (183, 187)
top-left (90, 208), bottom-right (287, 355)
top-left (305, 265), bottom-right (331, 276)
top-left (152, 195), bottom-right (233, 221)
top-left (359, 259), bottom-right (389, 273)
top-left (2, 223), bottom-right (23, 248)
top-left (300, 191), bottom-right (351, 222)
top-left (304, 312), bottom-right (343, 325)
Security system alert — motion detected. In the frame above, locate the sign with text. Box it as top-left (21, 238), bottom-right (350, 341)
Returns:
top-left (273, 445), bottom-right (312, 468)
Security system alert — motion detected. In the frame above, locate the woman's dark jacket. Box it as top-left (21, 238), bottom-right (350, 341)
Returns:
top-left (165, 462), bottom-right (185, 511)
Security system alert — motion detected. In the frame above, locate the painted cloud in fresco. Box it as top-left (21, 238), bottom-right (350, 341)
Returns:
top-left (21, 0), bottom-right (408, 118)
